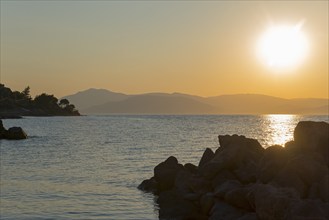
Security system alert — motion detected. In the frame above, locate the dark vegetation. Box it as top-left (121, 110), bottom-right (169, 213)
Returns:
top-left (0, 84), bottom-right (80, 118)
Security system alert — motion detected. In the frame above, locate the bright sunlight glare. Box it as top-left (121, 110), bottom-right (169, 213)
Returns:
top-left (257, 22), bottom-right (309, 70)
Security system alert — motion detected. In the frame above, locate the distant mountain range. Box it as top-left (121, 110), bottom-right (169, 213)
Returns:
top-left (63, 88), bottom-right (329, 115)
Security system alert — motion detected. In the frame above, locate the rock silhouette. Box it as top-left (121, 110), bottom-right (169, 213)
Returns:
top-left (139, 121), bottom-right (329, 220)
top-left (0, 119), bottom-right (27, 140)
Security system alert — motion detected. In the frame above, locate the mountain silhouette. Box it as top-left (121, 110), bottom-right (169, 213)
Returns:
top-left (63, 88), bottom-right (129, 110)
top-left (63, 89), bottom-right (328, 115)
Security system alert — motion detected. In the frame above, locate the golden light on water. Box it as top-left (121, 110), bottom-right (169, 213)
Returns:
top-left (263, 114), bottom-right (298, 146)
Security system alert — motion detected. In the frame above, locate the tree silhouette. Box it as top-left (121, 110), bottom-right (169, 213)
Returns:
top-left (59, 99), bottom-right (70, 108)
top-left (22, 86), bottom-right (31, 100)
top-left (0, 84), bottom-right (80, 116)
top-left (34, 93), bottom-right (58, 108)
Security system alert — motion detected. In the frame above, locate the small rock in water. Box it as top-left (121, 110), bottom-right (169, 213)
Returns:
top-left (6, 127), bottom-right (28, 140)
top-left (0, 119), bottom-right (28, 140)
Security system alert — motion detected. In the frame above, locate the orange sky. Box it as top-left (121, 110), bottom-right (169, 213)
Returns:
top-left (1, 1), bottom-right (328, 98)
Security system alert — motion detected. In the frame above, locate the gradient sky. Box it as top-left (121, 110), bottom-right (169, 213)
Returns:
top-left (1, 1), bottom-right (328, 98)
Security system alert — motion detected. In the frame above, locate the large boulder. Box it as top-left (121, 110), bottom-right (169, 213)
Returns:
top-left (175, 169), bottom-right (211, 198)
top-left (271, 154), bottom-right (328, 198)
top-left (200, 135), bottom-right (264, 180)
top-left (258, 145), bottom-right (289, 183)
top-left (293, 121), bottom-right (329, 164)
top-left (5, 127), bottom-right (28, 140)
top-left (154, 156), bottom-right (184, 192)
top-left (248, 183), bottom-right (300, 220)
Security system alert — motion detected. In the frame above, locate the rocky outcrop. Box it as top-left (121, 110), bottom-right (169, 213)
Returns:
top-left (0, 119), bottom-right (27, 140)
top-left (138, 121), bottom-right (329, 220)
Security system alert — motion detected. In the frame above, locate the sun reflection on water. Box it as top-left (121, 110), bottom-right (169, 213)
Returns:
top-left (262, 114), bottom-right (300, 147)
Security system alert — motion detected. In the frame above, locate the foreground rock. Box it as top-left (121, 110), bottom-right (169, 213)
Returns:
top-left (138, 121), bottom-right (329, 220)
top-left (0, 119), bottom-right (27, 140)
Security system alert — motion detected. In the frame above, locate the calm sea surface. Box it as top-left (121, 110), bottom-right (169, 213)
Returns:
top-left (1, 115), bottom-right (328, 219)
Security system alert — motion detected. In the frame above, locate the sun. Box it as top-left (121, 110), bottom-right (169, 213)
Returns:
top-left (257, 22), bottom-right (309, 69)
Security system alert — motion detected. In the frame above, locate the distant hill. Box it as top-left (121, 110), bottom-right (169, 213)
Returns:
top-left (64, 88), bottom-right (329, 115)
top-left (62, 88), bottom-right (129, 110)
top-left (85, 93), bottom-right (217, 114)
top-left (204, 94), bottom-right (329, 114)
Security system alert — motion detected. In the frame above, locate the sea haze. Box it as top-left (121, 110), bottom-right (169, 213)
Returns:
top-left (1, 115), bottom-right (328, 219)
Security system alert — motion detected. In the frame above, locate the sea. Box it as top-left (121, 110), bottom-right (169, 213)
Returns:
top-left (1, 115), bottom-right (328, 220)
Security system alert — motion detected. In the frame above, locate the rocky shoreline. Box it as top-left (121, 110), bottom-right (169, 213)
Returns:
top-left (139, 121), bottom-right (329, 220)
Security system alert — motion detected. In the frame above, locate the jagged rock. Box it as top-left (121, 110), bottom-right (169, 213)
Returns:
top-left (154, 156), bottom-right (184, 191)
top-left (200, 135), bottom-right (264, 180)
top-left (198, 148), bottom-right (215, 168)
top-left (138, 121), bottom-right (329, 220)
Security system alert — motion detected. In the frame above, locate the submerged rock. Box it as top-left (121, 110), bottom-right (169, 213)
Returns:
top-left (138, 121), bottom-right (329, 220)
